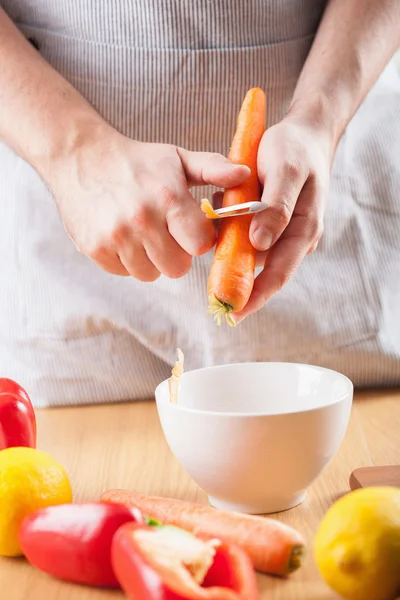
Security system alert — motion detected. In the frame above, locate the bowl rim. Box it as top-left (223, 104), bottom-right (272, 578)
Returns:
top-left (155, 361), bottom-right (354, 418)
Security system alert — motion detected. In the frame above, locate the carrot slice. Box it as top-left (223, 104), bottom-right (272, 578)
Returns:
top-left (201, 199), bottom-right (220, 220)
top-left (168, 348), bottom-right (184, 404)
top-left (207, 87), bottom-right (266, 326)
top-left (100, 490), bottom-right (305, 577)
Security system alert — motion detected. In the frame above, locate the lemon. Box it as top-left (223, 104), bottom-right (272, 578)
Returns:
top-left (0, 447), bottom-right (72, 556)
top-left (314, 487), bottom-right (400, 600)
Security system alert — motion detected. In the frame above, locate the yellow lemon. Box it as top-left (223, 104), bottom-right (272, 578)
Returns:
top-left (0, 447), bottom-right (72, 556)
top-left (314, 487), bottom-right (400, 600)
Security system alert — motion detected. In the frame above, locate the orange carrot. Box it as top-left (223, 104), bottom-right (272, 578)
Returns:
top-left (207, 87), bottom-right (266, 326)
top-left (100, 489), bottom-right (305, 577)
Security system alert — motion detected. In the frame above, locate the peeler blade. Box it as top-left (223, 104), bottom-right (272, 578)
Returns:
top-left (213, 201), bottom-right (268, 218)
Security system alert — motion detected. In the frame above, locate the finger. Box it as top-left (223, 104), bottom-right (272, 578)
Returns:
top-left (144, 220), bottom-right (192, 279)
top-left (89, 246), bottom-right (130, 276)
top-left (235, 178), bottom-right (324, 322)
top-left (250, 151), bottom-right (308, 252)
top-left (256, 250), bottom-right (269, 267)
top-left (234, 227), bottom-right (308, 323)
top-left (177, 148), bottom-right (250, 188)
top-left (91, 256), bottom-right (130, 276)
top-left (307, 240), bottom-right (319, 254)
top-left (165, 189), bottom-right (216, 257)
top-left (118, 237), bottom-right (160, 282)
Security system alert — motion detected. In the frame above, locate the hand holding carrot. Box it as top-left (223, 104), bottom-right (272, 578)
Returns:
top-left (233, 111), bottom-right (333, 322)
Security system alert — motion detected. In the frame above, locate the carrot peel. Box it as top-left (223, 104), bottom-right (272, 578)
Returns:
top-left (168, 348), bottom-right (184, 404)
top-left (201, 199), bottom-right (220, 220)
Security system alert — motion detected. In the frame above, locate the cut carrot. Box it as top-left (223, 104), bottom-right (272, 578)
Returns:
top-left (201, 198), bottom-right (220, 220)
top-left (207, 88), bottom-right (266, 326)
top-left (100, 490), bottom-right (305, 577)
top-left (168, 348), bottom-right (184, 404)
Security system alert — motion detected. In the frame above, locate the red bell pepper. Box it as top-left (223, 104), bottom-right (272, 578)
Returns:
top-left (0, 378), bottom-right (36, 450)
top-left (19, 502), bottom-right (145, 587)
top-left (112, 523), bottom-right (260, 600)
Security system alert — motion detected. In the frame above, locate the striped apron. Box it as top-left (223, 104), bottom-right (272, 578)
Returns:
top-left (1, 1), bottom-right (400, 407)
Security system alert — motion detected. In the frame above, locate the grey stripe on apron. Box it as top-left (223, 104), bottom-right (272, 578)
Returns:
top-left (1, 0), bottom-right (400, 407)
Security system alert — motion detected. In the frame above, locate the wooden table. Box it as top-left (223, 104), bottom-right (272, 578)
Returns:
top-left (1, 389), bottom-right (399, 600)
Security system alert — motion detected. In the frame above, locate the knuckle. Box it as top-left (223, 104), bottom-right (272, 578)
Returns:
top-left (282, 159), bottom-right (303, 182)
top-left (168, 257), bottom-right (191, 279)
top-left (308, 216), bottom-right (324, 243)
top-left (191, 234), bottom-right (214, 256)
top-left (208, 152), bottom-right (224, 163)
top-left (136, 270), bottom-right (160, 283)
top-left (157, 185), bottom-right (179, 212)
top-left (308, 221), bottom-right (324, 254)
top-left (274, 271), bottom-right (291, 293)
top-left (109, 222), bottom-right (130, 246)
top-left (130, 204), bottom-right (154, 230)
top-left (315, 222), bottom-right (324, 242)
top-left (81, 240), bottom-right (107, 260)
top-left (72, 233), bottom-right (92, 257)
top-left (74, 241), bottom-right (86, 256)
top-left (268, 201), bottom-right (292, 229)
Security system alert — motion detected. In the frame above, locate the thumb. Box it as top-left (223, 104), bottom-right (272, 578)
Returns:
top-left (178, 148), bottom-right (250, 188)
top-left (249, 163), bottom-right (306, 251)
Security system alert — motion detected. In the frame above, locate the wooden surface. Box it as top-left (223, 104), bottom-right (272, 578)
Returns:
top-left (1, 389), bottom-right (399, 600)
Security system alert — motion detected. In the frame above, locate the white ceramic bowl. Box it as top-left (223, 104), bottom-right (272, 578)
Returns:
top-left (155, 362), bottom-right (353, 514)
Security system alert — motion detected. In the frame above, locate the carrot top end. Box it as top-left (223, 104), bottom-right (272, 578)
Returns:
top-left (287, 544), bottom-right (306, 573)
top-left (208, 295), bottom-right (236, 327)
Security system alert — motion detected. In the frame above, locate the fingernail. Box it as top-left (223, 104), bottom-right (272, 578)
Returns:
top-left (252, 227), bottom-right (273, 251)
top-left (232, 163), bottom-right (250, 173)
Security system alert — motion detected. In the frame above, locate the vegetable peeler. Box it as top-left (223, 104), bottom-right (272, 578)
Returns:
top-left (201, 199), bottom-right (268, 220)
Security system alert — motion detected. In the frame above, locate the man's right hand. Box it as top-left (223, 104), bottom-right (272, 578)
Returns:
top-left (49, 129), bottom-right (250, 281)
top-left (0, 9), bottom-right (249, 282)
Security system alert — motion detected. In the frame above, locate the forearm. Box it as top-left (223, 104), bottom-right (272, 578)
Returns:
top-left (289, 0), bottom-right (400, 146)
top-left (0, 9), bottom-right (106, 179)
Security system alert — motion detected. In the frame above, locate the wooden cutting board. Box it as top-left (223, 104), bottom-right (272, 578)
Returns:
top-left (350, 465), bottom-right (400, 490)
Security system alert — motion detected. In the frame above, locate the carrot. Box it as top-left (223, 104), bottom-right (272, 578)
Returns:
top-left (207, 87), bottom-right (266, 326)
top-left (200, 198), bottom-right (220, 219)
top-left (100, 489), bottom-right (305, 577)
